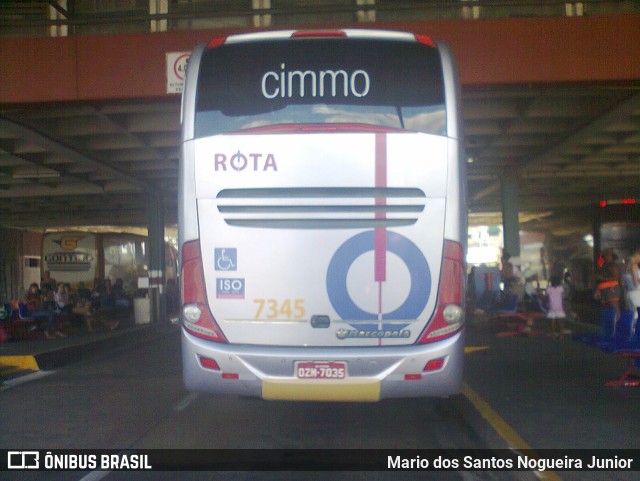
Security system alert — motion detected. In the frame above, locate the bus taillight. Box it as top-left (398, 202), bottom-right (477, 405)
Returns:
top-left (181, 240), bottom-right (227, 342)
top-left (414, 34), bottom-right (436, 48)
top-left (416, 240), bottom-right (465, 344)
top-left (206, 37), bottom-right (227, 49)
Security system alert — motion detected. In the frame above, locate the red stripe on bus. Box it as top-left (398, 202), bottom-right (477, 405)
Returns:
top-left (374, 133), bottom-right (387, 283)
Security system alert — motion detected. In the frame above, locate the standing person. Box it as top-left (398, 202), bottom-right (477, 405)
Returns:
top-left (524, 274), bottom-right (543, 311)
top-left (91, 278), bottom-right (103, 311)
top-left (98, 279), bottom-right (119, 330)
top-left (467, 266), bottom-right (477, 314)
top-left (500, 251), bottom-right (516, 281)
top-left (595, 248), bottom-right (622, 315)
top-left (41, 270), bottom-right (57, 293)
top-left (624, 250), bottom-right (640, 323)
top-left (100, 279), bottom-right (115, 308)
top-left (500, 251), bottom-right (523, 305)
top-left (562, 270), bottom-right (576, 327)
top-left (546, 275), bottom-right (566, 339)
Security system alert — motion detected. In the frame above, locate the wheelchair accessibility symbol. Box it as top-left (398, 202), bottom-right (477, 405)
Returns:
top-left (326, 230), bottom-right (431, 322)
top-left (215, 248), bottom-right (237, 271)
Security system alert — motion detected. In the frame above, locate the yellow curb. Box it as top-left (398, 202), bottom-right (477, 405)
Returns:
top-left (464, 346), bottom-right (489, 354)
top-left (0, 355), bottom-right (40, 371)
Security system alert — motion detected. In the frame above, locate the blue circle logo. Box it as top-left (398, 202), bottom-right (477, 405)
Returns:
top-left (326, 230), bottom-right (431, 323)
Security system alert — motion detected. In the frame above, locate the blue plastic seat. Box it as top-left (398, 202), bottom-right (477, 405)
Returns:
top-left (610, 310), bottom-right (640, 353)
top-left (496, 293), bottom-right (520, 316)
top-left (599, 310), bottom-right (635, 352)
top-left (600, 306), bottom-right (617, 339)
top-left (605, 315), bottom-right (640, 387)
top-left (577, 306), bottom-right (616, 347)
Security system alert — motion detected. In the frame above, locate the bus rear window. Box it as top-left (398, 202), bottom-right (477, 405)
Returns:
top-left (194, 38), bottom-right (446, 138)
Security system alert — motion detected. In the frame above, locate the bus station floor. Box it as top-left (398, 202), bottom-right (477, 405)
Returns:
top-left (0, 318), bottom-right (175, 382)
top-left (463, 307), bottom-right (640, 454)
top-left (1, 303), bottom-right (639, 456)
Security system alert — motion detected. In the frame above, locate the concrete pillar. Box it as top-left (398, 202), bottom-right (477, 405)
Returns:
top-left (146, 189), bottom-right (166, 323)
top-left (500, 173), bottom-right (521, 258)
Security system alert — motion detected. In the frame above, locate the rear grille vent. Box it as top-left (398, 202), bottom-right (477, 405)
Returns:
top-left (216, 187), bottom-right (426, 229)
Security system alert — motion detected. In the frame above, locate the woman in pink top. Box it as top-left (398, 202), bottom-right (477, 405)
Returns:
top-left (546, 275), bottom-right (566, 338)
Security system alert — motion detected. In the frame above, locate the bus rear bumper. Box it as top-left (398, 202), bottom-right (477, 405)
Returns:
top-left (181, 328), bottom-right (464, 401)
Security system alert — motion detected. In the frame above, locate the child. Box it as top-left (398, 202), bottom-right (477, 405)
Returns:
top-left (546, 275), bottom-right (566, 339)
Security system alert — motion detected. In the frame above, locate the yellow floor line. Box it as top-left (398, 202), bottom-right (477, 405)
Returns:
top-left (463, 383), bottom-right (562, 481)
top-left (0, 355), bottom-right (40, 371)
top-left (464, 346), bottom-right (489, 354)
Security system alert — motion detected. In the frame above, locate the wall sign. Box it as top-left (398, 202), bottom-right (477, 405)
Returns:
top-left (166, 52), bottom-right (191, 94)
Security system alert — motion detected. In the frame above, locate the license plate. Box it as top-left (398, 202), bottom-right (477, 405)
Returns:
top-left (295, 361), bottom-right (347, 380)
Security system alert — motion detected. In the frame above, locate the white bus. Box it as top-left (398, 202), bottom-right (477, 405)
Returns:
top-left (179, 29), bottom-right (466, 401)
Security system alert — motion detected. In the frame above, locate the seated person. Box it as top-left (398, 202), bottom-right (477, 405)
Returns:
top-left (95, 279), bottom-right (120, 330)
top-left (112, 278), bottom-right (131, 309)
top-left (99, 279), bottom-right (115, 308)
top-left (70, 281), bottom-right (94, 332)
top-left (72, 296), bottom-right (94, 332)
top-left (24, 282), bottom-right (62, 339)
top-left (54, 283), bottom-right (73, 314)
top-left (524, 274), bottom-right (545, 312)
top-left (76, 281), bottom-right (92, 303)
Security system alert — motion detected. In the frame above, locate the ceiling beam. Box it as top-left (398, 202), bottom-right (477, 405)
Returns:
top-left (0, 117), bottom-right (147, 191)
top-left (521, 92), bottom-right (640, 174)
top-left (469, 92), bottom-right (640, 213)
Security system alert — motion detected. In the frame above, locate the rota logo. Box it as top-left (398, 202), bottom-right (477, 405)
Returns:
top-left (53, 236), bottom-right (85, 250)
top-left (214, 151), bottom-right (277, 172)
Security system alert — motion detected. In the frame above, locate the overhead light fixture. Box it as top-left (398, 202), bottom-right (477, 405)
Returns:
top-left (12, 168), bottom-right (61, 179)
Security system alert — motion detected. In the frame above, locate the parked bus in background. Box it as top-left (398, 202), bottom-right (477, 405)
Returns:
top-left (179, 29), bottom-right (466, 401)
top-left (42, 231), bottom-right (177, 292)
top-left (593, 199), bottom-right (639, 267)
